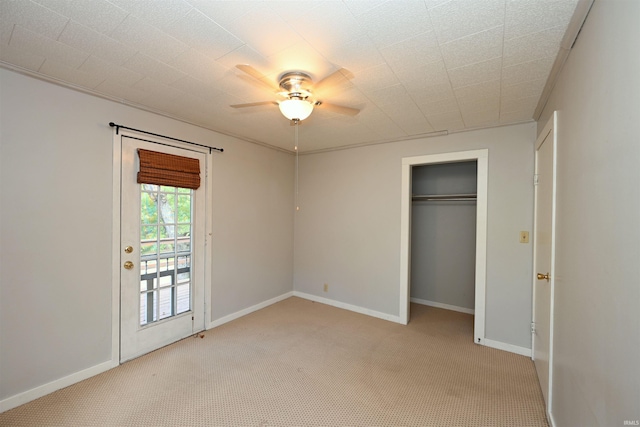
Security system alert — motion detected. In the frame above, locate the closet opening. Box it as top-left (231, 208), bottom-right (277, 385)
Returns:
top-left (399, 150), bottom-right (488, 345)
top-left (410, 161), bottom-right (477, 319)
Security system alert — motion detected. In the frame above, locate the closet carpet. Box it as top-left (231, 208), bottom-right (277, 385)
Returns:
top-left (0, 297), bottom-right (548, 426)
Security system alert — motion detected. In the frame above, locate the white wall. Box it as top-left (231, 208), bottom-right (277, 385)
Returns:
top-left (0, 69), bottom-right (294, 404)
top-left (209, 123), bottom-right (294, 320)
top-left (294, 123), bottom-right (536, 349)
top-left (537, 0), bottom-right (640, 425)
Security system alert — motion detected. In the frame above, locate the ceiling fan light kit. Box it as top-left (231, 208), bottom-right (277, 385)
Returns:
top-left (279, 98), bottom-right (314, 121)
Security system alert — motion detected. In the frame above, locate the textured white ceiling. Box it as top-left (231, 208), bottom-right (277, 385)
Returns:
top-left (0, 0), bottom-right (580, 152)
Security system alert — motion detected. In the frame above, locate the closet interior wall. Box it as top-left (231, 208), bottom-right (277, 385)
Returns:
top-left (410, 161), bottom-right (478, 313)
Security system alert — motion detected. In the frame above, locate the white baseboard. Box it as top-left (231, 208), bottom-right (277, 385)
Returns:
top-left (0, 359), bottom-right (117, 413)
top-left (293, 291), bottom-right (403, 324)
top-left (1, 292), bottom-right (294, 413)
top-left (483, 338), bottom-right (532, 357)
top-left (206, 291), bottom-right (293, 329)
top-left (410, 297), bottom-right (475, 315)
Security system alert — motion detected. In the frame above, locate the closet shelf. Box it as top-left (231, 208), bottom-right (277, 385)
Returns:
top-left (412, 193), bottom-right (477, 202)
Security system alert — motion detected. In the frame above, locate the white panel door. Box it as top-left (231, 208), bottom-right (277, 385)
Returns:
top-left (120, 136), bottom-right (206, 362)
top-left (532, 112), bottom-right (557, 411)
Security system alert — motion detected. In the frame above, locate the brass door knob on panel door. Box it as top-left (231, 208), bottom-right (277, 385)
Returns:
top-left (124, 261), bottom-right (134, 270)
top-left (537, 273), bottom-right (550, 281)
top-left (124, 246), bottom-right (133, 253)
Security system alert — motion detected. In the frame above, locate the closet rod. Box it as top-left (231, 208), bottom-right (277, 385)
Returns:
top-left (109, 122), bottom-right (224, 153)
top-left (412, 193), bottom-right (477, 201)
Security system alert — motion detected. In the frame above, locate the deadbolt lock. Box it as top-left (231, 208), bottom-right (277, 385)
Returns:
top-left (124, 246), bottom-right (133, 253)
top-left (123, 261), bottom-right (134, 270)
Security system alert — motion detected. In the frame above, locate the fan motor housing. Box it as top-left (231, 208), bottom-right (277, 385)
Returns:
top-left (279, 72), bottom-right (312, 98)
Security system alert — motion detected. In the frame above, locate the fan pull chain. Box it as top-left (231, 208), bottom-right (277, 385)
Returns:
top-left (295, 120), bottom-right (299, 212)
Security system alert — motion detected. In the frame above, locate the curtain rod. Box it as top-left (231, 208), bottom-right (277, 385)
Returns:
top-left (109, 122), bottom-right (223, 153)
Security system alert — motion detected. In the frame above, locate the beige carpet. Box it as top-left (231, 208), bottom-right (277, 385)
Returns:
top-left (0, 298), bottom-right (548, 426)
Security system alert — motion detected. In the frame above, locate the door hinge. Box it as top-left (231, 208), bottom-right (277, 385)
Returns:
top-left (531, 321), bottom-right (536, 334)
top-left (533, 174), bottom-right (539, 186)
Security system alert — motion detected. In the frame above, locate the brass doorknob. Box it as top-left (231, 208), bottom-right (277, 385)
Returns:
top-left (124, 261), bottom-right (134, 270)
top-left (124, 246), bottom-right (133, 253)
top-left (537, 272), bottom-right (550, 281)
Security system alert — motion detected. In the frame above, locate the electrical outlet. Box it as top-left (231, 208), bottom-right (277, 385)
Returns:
top-left (323, 283), bottom-right (328, 292)
top-left (519, 231), bottom-right (529, 243)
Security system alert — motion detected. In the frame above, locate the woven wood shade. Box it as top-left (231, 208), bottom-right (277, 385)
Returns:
top-left (137, 149), bottom-right (200, 189)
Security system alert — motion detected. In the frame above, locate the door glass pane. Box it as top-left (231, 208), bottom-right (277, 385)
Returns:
top-left (159, 275), bottom-right (172, 288)
top-left (177, 196), bottom-right (191, 223)
top-left (176, 284), bottom-right (190, 314)
top-left (140, 291), bottom-right (157, 325)
top-left (159, 241), bottom-right (175, 254)
top-left (177, 238), bottom-right (190, 253)
top-left (139, 184), bottom-right (193, 326)
top-left (140, 242), bottom-right (157, 256)
top-left (142, 225), bottom-right (157, 240)
top-left (141, 192), bottom-right (158, 224)
top-left (177, 225), bottom-right (191, 252)
top-left (158, 288), bottom-right (173, 320)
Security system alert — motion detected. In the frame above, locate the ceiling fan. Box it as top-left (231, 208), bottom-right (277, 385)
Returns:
top-left (230, 64), bottom-right (360, 122)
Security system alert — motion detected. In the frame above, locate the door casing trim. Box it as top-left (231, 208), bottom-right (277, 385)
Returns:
top-left (532, 111), bottom-right (558, 418)
top-left (400, 149), bottom-right (488, 346)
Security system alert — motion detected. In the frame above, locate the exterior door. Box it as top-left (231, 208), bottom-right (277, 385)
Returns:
top-left (532, 112), bottom-right (557, 411)
top-left (120, 136), bottom-right (206, 362)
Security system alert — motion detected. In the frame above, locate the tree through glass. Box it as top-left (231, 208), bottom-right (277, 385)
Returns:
top-left (139, 185), bottom-right (192, 326)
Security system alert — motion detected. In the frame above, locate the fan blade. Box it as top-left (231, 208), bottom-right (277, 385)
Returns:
top-left (236, 64), bottom-right (279, 92)
top-left (230, 101), bottom-right (278, 108)
top-left (315, 101), bottom-right (360, 116)
top-left (313, 68), bottom-right (354, 96)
